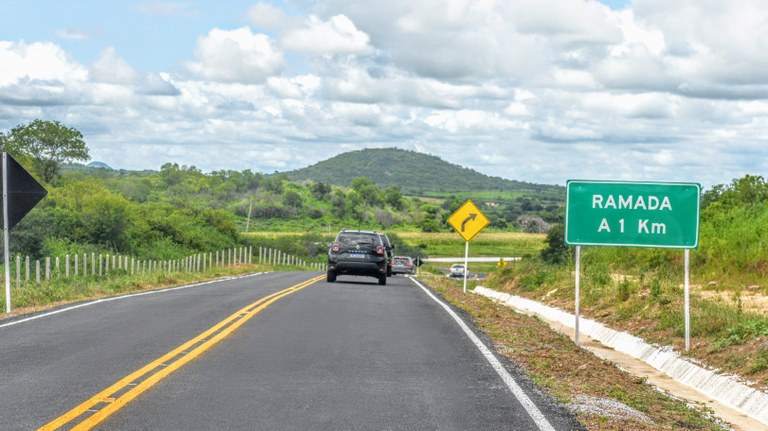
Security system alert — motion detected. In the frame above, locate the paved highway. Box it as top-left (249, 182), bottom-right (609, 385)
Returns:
top-left (0, 272), bottom-right (581, 430)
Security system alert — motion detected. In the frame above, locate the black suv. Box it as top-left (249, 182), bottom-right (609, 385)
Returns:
top-left (327, 230), bottom-right (388, 285)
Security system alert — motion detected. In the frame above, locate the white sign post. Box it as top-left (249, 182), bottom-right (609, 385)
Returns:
top-left (3, 154), bottom-right (10, 313)
top-left (463, 241), bottom-right (469, 293)
top-left (574, 246), bottom-right (581, 345)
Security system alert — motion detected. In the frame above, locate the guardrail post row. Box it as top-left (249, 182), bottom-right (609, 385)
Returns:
top-left (75, 255), bottom-right (79, 277)
top-left (16, 256), bottom-right (20, 288)
top-left (25, 255), bottom-right (30, 282)
top-left (35, 260), bottom-right (40, 283)
top-left (55, 256), bottom-right (60, 277)
top-left (45, 257), bottom-right (50, 280)
top-left (65, 255), bottom-right (69, 278)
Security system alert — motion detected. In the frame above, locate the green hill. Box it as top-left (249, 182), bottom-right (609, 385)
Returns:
top-left (284, 148), bottom-right (559, 195)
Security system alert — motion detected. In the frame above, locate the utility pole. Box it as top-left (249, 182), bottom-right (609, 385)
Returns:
top-left (245, 201), bottom-right (253, 233)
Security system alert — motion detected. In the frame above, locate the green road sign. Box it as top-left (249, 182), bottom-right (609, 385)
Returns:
top-left (565, 180), bottom-right (700, 248)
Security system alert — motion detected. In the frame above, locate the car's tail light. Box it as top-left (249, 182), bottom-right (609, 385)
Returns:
top-left (405, 261), bottom-right (411, 266)
top-left (375, 245), bottom-right (385, 255)
top-left (331, 243), bottom-right (340, 253)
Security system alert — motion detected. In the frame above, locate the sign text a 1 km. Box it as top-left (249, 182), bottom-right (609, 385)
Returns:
top-left (565, 180), bottom-right (701, 249)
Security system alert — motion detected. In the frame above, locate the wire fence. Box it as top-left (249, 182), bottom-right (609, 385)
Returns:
top-left (4, 246), bottom-right (327, 287)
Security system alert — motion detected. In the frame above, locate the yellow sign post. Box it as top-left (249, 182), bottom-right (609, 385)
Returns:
top-left (447, 199), bottom-right (490, 292)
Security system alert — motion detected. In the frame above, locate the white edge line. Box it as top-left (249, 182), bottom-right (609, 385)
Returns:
top-left (408, 276), bottom-right (557, 431)
top-left (0, 272), bottom-right (267, 330)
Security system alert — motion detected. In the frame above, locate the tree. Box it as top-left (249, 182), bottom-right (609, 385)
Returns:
top-left (311, 182), bottom-right (332, 201)
top-left (283, 190), bottom-right (303, 209)
top-left (3, 119), bottom-right (90, 183)
top-left (384, 184), bottom-right (404, 210)
top-left (541, 224), bottom-right (570, 264)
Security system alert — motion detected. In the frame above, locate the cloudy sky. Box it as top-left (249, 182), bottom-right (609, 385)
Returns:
top-left (1, 0), bottom-right (767, 187)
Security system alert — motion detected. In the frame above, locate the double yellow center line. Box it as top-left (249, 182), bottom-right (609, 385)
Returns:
top-left (40, 275), bottom-right (324, 431)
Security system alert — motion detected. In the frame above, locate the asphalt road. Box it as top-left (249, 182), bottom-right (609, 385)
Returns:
top-left (0, 271), bottom-right (581, 430)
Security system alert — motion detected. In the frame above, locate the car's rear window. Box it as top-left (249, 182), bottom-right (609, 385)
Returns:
top-left (338, 233), bottom-right (378, 246)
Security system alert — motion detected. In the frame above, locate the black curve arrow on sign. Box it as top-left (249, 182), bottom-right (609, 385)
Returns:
top-left (461, 213), bottom-right (477, 232)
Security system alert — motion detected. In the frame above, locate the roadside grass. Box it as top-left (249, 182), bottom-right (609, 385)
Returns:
top-left (421, 276), bottom-right (725, 431)
top-left (484, 256), bottom-right (768, 391)
top-left (0, 263), bottom-right (308, 318)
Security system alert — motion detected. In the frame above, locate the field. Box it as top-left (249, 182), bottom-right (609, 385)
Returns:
top-left (395, 231), bottom-right (546, 258)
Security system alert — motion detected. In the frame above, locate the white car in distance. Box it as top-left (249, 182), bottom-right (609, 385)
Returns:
top-left (449, 264), bottom-right (466, 278)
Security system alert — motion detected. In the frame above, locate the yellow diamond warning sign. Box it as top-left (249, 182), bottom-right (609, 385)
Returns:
top-left (447, 199), bottom-right (490, 242)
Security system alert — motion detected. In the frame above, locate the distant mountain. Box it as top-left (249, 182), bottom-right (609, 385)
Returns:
top-left (88, 161), bottom-right (112, 169)
top-left (283, 148), bottom-right (560, 195)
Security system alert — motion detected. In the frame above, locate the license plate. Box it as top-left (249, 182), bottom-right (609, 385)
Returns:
top-left (349, 253), bottom-right (365, 259)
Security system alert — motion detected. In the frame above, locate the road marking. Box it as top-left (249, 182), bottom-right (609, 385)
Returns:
top-left (39, 274), bottom-right (323, 431)
top-left (408, 277), bottom-right (557, 431)
top-left (0, 272), bottom-right (267, 330)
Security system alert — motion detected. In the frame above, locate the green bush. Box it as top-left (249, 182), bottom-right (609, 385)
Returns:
top-left (617, 280), bottom-right (631, 302)
top-left (540, 224), bottom-right (570, 264)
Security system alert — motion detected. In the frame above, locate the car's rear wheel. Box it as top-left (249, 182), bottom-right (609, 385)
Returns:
top-left (327, 270), bottom-right (336, 282)
top-left (378, 274), bottom-right (387, 285)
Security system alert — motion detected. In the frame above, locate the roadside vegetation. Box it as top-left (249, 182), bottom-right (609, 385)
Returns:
top-left (8, 260), bottom-right (277, 314)
top-left (423, 276), bottom-right (724, 430)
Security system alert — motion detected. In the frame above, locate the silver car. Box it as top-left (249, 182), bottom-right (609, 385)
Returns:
top-left (391, 256), bottom-right (414, 275)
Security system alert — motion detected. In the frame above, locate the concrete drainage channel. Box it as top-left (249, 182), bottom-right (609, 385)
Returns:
top-left (473, 286), bottom-right (768, 431)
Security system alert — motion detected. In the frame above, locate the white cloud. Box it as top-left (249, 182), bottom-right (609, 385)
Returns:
top-left (0, 41), bottom-right (87, 86)
top-left (246, 2), bottom-right (293, 30)
top-left (90, 47), bottom-right (137, 84)
top-left (282, 15), bottom-right (373, 56)
top-left (185, 27), bottom-right (284, 83)
top-left (54, 28), bottom-right (89, 42)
